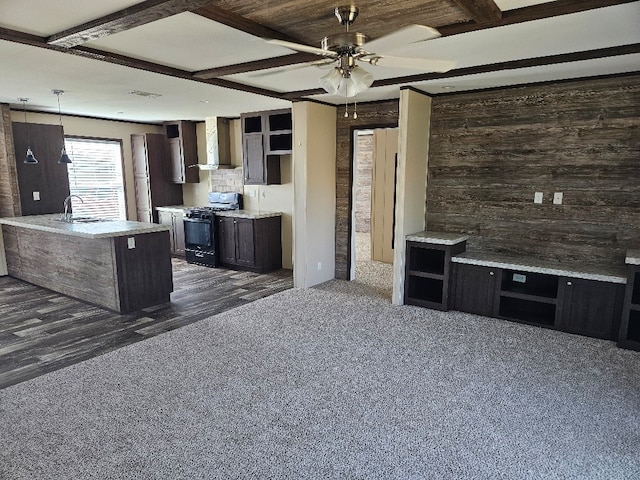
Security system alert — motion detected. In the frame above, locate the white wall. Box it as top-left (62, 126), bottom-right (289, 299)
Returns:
top-left (392, 89), bottom-right (433, 305)
top-left (10, 110), bottom-right (162, 220)
top-left (292, 101), bottom-right (337, 288)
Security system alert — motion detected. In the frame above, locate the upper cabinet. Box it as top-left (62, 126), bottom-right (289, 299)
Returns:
top-left (164, 120), bottom-right (199, 184)
top-left (241, 109), bottom-right (292, 185)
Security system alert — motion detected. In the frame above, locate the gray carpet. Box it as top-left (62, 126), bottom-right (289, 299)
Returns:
top-left (1, 280), bottom-right (639, 479)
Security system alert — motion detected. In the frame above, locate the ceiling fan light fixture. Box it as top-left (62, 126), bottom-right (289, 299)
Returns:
top-left (319, 67), bottom-right (344, 95)
top-left (349, 65), bottom-right (374, 92)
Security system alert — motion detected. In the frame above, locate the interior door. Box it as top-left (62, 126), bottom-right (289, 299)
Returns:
top-left (371, 128), bottom-right (398, 264)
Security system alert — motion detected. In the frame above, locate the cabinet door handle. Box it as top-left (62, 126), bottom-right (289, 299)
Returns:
top-left (489, 271), bottom-right (494, 276)
top-left (567, 281), bottom-right (572, 286)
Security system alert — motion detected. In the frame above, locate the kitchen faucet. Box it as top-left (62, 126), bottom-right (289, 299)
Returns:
top-left (62, 194), bottom-right (84, 221)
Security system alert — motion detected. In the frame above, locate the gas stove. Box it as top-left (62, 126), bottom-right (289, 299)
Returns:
top-left (184, 192), bottom-right (242, 219)
top-left (183, 192), bottom-right (242, 267)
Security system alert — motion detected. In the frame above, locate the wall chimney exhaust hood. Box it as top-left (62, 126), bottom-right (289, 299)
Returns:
top-left (197, 116), bottom-right (234, 170)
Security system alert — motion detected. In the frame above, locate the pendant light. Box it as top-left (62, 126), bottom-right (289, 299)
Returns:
top-left (53, 89), bottom-right (72, 164)
top-left (19, 98), bottom-right (38, 164)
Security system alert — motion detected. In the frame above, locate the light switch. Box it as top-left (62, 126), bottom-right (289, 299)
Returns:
top-left (553, 192), bottom-right (563, 205)
top-left (127, 237), bottom-right (136, 249)
top-left (534, 192), bottom-right (543, 204)
top-left (33, 191), bottom-right (40, 201)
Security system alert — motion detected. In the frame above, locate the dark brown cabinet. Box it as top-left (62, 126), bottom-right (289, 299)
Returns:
top-left (158, 209), bottom-right (185, 256)
top-left (557, 278), bottom-right (624, 340)
top-left (131, 133), bottom-right (182, 223)
top-left (164, 121), bottom-right (199, 184)
top-left (404, 240), bottom-right (466, 311)
top-left (452, 263), bottom-right (497, 316)
top-left (241, 109), bottom-right (291, 185)
top-left (619, 266), bottom-right (640, 350)
top-left (218, 215), bottom-right (282, 273)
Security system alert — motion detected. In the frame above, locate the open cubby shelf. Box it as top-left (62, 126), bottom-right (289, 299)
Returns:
top-left (632, 272), bottom-right (640, 305)
top-left (501, 270), bottom-right (558, 299)
top-left (499, 290), bottom-right (556, 304)
top-left (406, 275), bottom-right (444, 304)
top-left (499, 296), bottom-right (556, 326)
top-left (268, 133), bottom-right (292, 153)
top-left (627, 310), bottom-right (640, 343)
top-left (165, 124), bottom-right (179, 139)
top-left (243, 116), bottom-right (262, 133)
top-left (409, 247), bottom-right (445, 275)
top-left (268, 112), bottom-right (292, 131)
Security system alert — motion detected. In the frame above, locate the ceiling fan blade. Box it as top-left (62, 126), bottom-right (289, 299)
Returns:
top-left (366, 55), bottom-right (456, 73)
top-left (248, 59), bottom-right (336, 78)
top-left (361, 25), bottom-right (442, 53)
top-left (266, 39), bottom-right (338, 58)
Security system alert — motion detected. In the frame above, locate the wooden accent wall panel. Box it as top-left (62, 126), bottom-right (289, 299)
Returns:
top-left (0, 104), bottom-right (21, 218)
top-left (335, 100), bottom-right (398, 279)
top-left (354, 133), bottom-right (373, 234)
top-left (426, 75), bottom-right (640, 267)
top-left (12, 122), bottom-right (70, 215)
top-left (6, 226), bottom-right (120, 311)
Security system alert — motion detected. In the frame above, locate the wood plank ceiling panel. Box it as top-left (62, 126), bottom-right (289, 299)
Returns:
top-left (207, 0), bottom-right (472, 46)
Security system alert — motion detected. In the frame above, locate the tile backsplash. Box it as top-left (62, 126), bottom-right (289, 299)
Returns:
top-left (209, 167), bottom-right (244, 193)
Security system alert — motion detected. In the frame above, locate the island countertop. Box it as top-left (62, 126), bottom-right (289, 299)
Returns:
top-left (0, 214), bottom-right (170, 239)
top-left (215, 209), bottom-right (282, 219)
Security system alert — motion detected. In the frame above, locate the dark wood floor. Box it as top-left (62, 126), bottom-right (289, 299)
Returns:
top-left (0, 258), bottom-right (293, 390)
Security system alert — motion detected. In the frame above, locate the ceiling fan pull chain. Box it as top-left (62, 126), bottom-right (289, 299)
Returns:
top-left (344, 94), bottom-right (349, 117)
top-left (353, 99), bottom-right (358, 119)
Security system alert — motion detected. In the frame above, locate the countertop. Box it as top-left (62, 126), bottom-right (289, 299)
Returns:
top-left (0, 214), bottom-right (170, 239)
top-left (406, 231), bottom-right (469, 245)
top-left (626, 250), bottom-right (640, 265)
top-left (451, 251), bottom-right (627, 284)
top-left (155, 205), bottom-right (195, 212)
top-left (215, 210), bottom-right (282, 219)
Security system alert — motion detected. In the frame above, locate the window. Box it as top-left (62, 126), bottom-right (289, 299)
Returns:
top-left (65, 138), bottom-right (126, 219)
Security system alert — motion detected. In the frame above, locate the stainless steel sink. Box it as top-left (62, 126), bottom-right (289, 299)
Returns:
top-left (56, 216), bottom-right (106, 223)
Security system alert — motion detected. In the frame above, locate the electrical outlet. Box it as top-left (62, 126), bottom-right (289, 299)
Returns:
top-left (33, 191), bottom-right (40, 201)
top-left (127, 237), bottom-right (136, 249)
top-left (249, 190), bottom-right (256, 198)
top-left (317, 262), bottom-right (322, 271)
top-left (553, 192), bottom-right (563, 205)
top-left (534, 192), bottom-right (543, 204)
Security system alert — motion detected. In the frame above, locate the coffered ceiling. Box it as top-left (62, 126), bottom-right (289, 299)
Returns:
top-left (0, 0), bottom-right (638, 122)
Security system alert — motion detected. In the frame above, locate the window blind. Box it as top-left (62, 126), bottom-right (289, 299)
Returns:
top-left (65, 138), bottom-right (126, 220)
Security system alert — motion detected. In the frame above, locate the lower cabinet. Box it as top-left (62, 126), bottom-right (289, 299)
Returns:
top-left (218, 215), bottom-right (282, 273)
top-left (450, 262), bottom-right (625, 341)
top-left (157, 209), bottom-right (185, 256)
top-left (619, 266), bottom-right (640, 350)
top-left (557, 278), bottom-right (624, 340)
top-left (452, 263), bottom-right (497, 317)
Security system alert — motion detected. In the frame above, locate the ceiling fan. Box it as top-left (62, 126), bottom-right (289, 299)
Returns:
top-left (266, 5), bottom-right (456, 98)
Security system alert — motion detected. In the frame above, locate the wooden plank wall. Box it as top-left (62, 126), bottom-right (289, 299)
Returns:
top-left (335, 100), bottom-right (398, 279)
top-left (426, 75), bottom-right (640, 267)
top-left (354, 132), bottom-right (373, 233)
top-left (0, 104), bottom-right (21, 218)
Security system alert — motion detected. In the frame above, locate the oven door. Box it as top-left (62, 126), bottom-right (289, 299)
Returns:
top-left (184, 217), bottom-right (213, 249)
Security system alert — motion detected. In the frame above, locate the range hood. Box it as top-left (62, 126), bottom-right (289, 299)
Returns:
top-left (198, 116), bottom-right (234, 170)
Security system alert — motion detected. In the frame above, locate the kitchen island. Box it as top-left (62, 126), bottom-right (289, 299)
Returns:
top-left (0, 214), bottom-right (173, 313)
